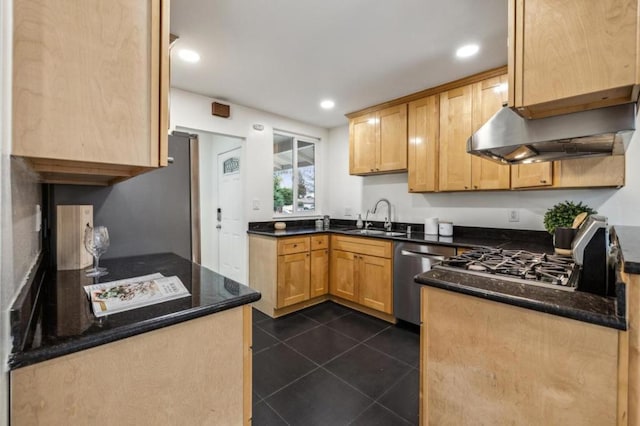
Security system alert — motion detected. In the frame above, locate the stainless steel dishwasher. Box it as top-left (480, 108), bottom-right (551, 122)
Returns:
top-left (393, 242), bottom-right (456, 325)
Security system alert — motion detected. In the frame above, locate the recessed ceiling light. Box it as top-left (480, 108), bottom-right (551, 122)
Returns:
top-left (320, 100), bottom-right (335, 110)
top-left (456, 44), bottom-right (479, 58)
top-left (178, 49), bottom-right (200, 63)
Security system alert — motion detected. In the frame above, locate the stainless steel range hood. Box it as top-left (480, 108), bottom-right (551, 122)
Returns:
top-left (467, 103), bottom-right (636, 164)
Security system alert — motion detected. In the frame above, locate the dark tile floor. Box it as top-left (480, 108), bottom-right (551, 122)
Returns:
top-left (252, 302), bottom-right (420, 425)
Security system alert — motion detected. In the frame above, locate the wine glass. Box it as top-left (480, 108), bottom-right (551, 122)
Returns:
top-left (84, 225), bottom-right (110, 277)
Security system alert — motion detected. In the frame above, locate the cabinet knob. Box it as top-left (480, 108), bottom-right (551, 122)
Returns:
top-left (306, 253), bottom-right (309, 257)
top-left (293, 244), bottom-right (297, 247)
top-left (473, 185), bottom-right (478, 189)
top-left (376, 168), bottom-right (380, 171)
top-left (370, 168), bottom-right (374, 172)
top-left (464, 186), bottom-right (468, 189)
top-left (540, 180), bottom-right (547, 184)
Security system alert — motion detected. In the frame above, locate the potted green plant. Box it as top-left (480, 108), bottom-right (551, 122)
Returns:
top-left (543, 201), bottom-right (596, 254)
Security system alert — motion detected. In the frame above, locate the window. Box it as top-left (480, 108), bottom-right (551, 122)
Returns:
top-left (273, 132), bottom-right (317, 215)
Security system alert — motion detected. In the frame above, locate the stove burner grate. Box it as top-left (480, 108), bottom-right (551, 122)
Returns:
top-left (436, 247), bottom-right (578, 291)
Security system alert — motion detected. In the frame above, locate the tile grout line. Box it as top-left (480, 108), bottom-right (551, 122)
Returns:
top-left (254, 319), bottom-right (324, 343)
top-left (258, 365), bottom-right (323, 402)
top-left (318, 343), bottom-right (416, 424)
top-left (259, 399), bottom-right (292, 426)
top-left (372, 367), bottom-right (417, 424)
top-left (280, 326), bottom-right (360, 365)
top-left (347, 401), bottom-right (378, 425)
top-left (252, 304), bottom-right (419, 424)
top-left (361, 340), bottom-right (419, 370)
top-left (317, 363), bottom-right (379, 408)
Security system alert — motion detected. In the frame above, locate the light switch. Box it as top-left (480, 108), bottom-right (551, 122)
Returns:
top-left (35, 204), bottom-right (42, 232)
top-left (252, 199), bottom-right (260, 210)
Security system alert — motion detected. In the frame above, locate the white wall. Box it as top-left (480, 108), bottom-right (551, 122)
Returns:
top-left (326, 125), bottom-right (363, 219)
top-left (327, 123), bottom-right (640, 230)
top-left (171, 89), bottom-right (330, 222)
top-left (1, 0), bottom-right (42, 422)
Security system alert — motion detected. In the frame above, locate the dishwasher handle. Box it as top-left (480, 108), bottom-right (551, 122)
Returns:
top-left (399, 249), bottom-right (447, 261)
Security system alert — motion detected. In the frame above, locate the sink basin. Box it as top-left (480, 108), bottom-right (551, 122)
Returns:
top-left (347, 229), bottom-right (385, 235)
top-left (345, 229), bottom-right (406, 237)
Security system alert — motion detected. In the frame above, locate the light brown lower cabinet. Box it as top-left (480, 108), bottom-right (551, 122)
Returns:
top-left (11, 306), bottom-right (252, 425)
top-left (249, 234), bottom-right (329, 317)
top-left (277, 252), bottom-right (311, 307)
top-left (329, 235), bottom-right (393, 315)
top-left (249, 234), bottom-right (393, 318)
top-left (420, 286), bottom-right (624, 425)
top-left (310, 247), bottom-right (330, 298)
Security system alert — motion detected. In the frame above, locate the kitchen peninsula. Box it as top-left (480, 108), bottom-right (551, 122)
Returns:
top-left (415, 226), bottom-right (639, 425)
top-left (9, 253), bottom-right (260, 425)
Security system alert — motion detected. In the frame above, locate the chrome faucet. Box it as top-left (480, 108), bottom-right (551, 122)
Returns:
top-left (364, 210), bottom-right (373, 230)
top-left (371, 198), bottom-right (392, 231)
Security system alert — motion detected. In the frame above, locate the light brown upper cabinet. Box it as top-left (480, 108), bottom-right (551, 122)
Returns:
top-left (12, 0), bottom-right (170, 186)
top-left (439, 75), bottom-right (510, 192)
top-left (471, 75), bottom-right (511, 190)
top-left (513, 156), bottom-right (625, 189)
top-left (349, 104), bottom-right (408, 175)
top-left (511, 163), bottom-right (552, 189)
top-left (408, 95), bottom-right (439, 192)
top-left (508, 0), bottom-right (639, 118)
top-left (439, 85), bottom-right (474, 191)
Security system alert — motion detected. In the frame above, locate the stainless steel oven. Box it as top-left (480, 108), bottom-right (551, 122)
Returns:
top-left (393, 242), bottom-right (456, 325)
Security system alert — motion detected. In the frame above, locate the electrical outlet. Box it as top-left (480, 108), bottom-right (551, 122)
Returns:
top-left (508, 210), bottom-right (520, 222)
top-left (344, 207), bottom-right (353, 216)
top-left (252, 199), bottom-right (260, 210)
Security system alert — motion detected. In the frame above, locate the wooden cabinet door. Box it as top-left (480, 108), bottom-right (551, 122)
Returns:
top-left (510, 0), bottom-right (638, 116)
top-left (511, 163), bottom-right (552, 188)
top-left (552, 156), bottom-right (625, 189)
top-left (12, 0), bottom-right (168, 174)
top-left (471, 75), bottom-right (511, 190)
top-left (377, 104), bottom-right (408, 172)
top-left (408, 95), bottom-right (439, 192)
top-left (439, 86), bottom-right (473, 191)
top-left (358, 255), bottom-right (392, 314)
top-left (310, 249), bottom-right (329, 298)
top-left (277, 253), bottom-right (310, 308)
top-left (349, 113), bottom-right (378, 174)
top-left (330, 250), bottom-right (358, 302)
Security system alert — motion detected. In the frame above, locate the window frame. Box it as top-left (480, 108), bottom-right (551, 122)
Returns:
top-left (273, 130), bottom-right (320, 218)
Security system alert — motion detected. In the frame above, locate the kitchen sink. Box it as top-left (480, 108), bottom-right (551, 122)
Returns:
top-left (345, 229), bottom-right (406, 237)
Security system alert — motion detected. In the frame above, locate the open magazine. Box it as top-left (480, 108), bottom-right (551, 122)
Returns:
top-left (83, 273), bottom-right (190, 317)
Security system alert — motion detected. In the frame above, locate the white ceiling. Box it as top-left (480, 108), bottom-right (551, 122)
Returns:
top-left (170, 0), bottom-right (508, 129)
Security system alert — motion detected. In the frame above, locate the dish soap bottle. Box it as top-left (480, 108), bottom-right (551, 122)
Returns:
top-left (356, 214), bottom-right (364, 229)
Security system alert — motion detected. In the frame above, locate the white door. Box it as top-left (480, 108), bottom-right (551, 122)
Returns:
top-left (218, 147), bottom-right (244, 283)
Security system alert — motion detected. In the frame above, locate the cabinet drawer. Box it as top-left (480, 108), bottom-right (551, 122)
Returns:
top-left (311, 235), bottom-right (329, 250)
top-left (331, 235), bottom-right (392, 258)
top-left (277, 237), bottom-right (310, 255)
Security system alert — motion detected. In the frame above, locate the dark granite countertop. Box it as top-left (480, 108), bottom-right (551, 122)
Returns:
top-left (415, 269), bottom-right (625, 330)
top-left (247, 225), bottom-right (554, 253)
top-left (9, 253), bottom-right (260, 369)
top-left (613, 225), bottom-right (640, 274)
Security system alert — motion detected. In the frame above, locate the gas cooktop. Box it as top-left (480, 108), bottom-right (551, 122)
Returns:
top-left (434, 247), bottom-right (578, 291)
